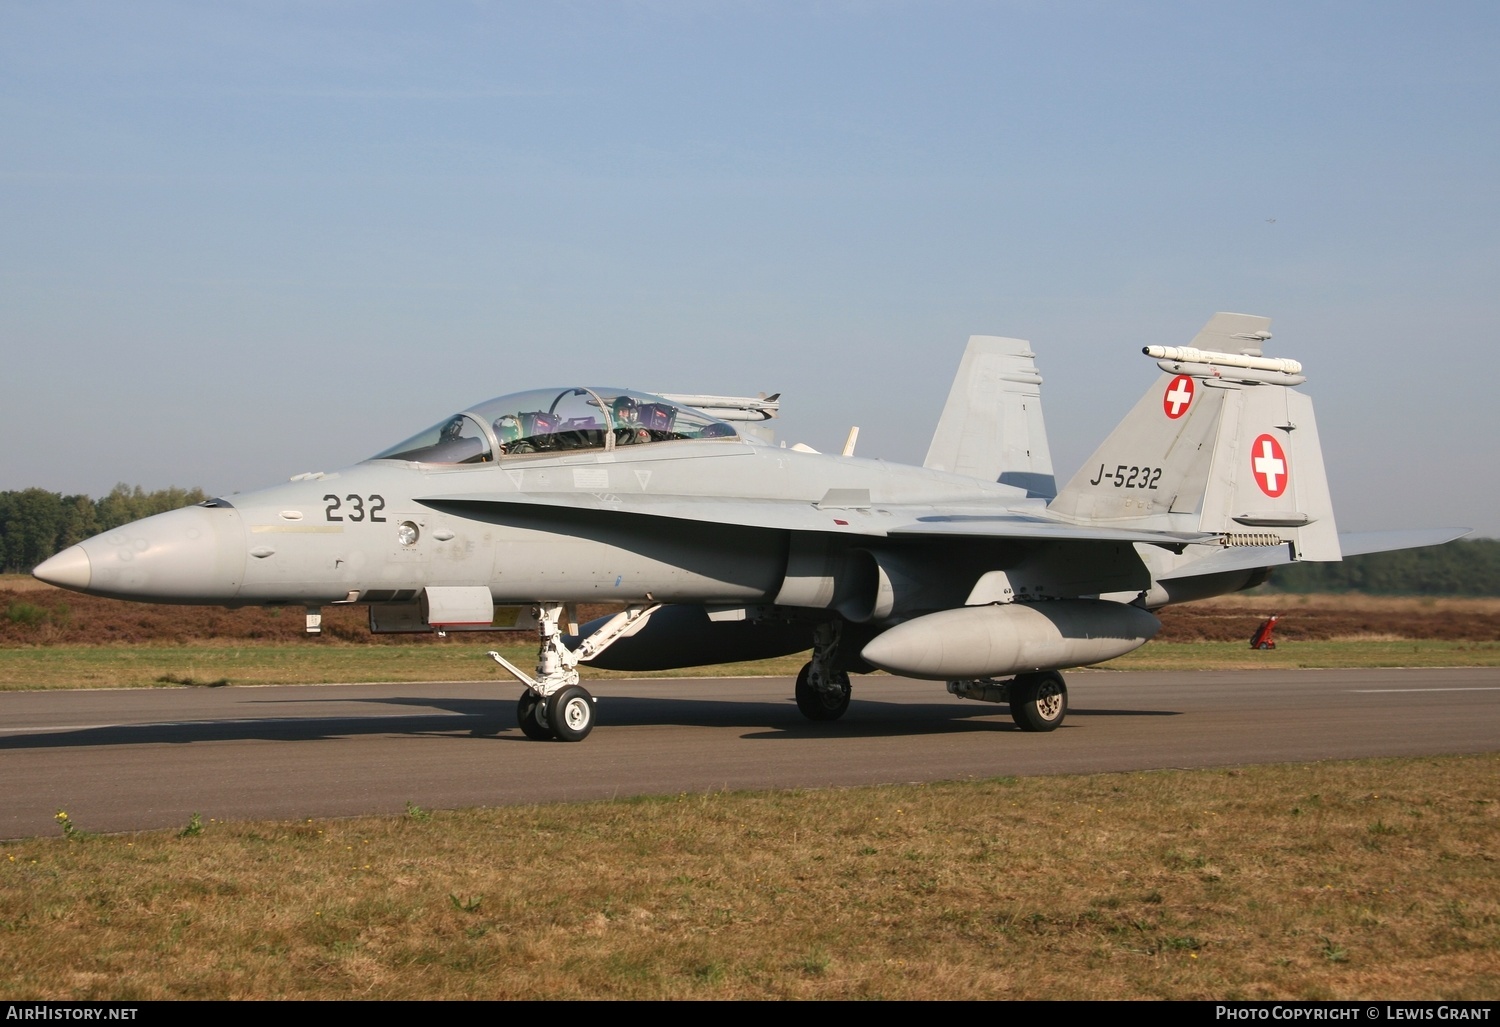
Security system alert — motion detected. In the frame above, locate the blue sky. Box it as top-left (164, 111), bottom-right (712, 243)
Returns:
top-left (4, 2), bottom-right (1497, 534)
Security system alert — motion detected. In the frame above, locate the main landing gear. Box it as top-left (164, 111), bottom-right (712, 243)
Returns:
top-left (795, 621), bottom-right (852, 722)
top-left (948, 670), bottom-right (1068, 731)
top-left (489, 602), bottom-right (660, 742)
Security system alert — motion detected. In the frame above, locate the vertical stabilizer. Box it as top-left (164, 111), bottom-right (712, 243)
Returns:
top-left (1189, 312), bottom-right (1272, 355)
top-left (1049, 313), bottom-right (1340, 561)
top-left (924, 335), bottom-right (1056, 498)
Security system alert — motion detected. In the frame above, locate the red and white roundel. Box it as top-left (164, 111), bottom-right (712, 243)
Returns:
top-left (1250, 434), bottom-right (1289, 497)
top-left (1163, 375), bottom-right (1194, 419)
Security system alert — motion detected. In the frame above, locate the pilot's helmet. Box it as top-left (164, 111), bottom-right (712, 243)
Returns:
top-left (611, 395), bottom-right (639, 423)
top-left (493, 415), bottom-right (520, 442)
top-left (440, 417), bottom-right (465, 442)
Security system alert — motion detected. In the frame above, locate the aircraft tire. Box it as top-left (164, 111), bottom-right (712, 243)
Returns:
top-left (795, 663), bottom-right (851, 721)
top-left (1010, 671), bottom-right (1067, 732)
top-left (547, 685), bottom-right (596, 742)
top-left (516, 692), bottom-right (555, 741)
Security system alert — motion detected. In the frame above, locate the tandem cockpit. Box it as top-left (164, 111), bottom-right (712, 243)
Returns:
top-left (370, 387), bottom-right (742, 465)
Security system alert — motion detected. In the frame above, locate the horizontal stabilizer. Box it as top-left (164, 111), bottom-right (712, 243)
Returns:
top-left (1188, 312), bottom-right (1273, 355)
top-left (1156, 527), bottom-right (1472, 582)
top-left (1335, 527), bottom-right (1471, 557)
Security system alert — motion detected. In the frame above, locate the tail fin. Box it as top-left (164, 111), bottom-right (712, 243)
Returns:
top-left (924, 335), bottom-right (1056, 498)
top-left (1048, 313), bottom-right (1340, 560)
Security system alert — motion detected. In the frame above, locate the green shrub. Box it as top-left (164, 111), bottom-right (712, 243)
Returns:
top-left (7, 601), bottom-right (49, 626)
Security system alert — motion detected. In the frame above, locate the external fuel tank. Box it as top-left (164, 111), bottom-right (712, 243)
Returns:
top-left (860, 599), bottom-right (1160, 680)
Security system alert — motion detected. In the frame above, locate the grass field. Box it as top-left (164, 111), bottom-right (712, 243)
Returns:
top-left (2, 755), bottom-right (1495, 1000)
top-left (2, 639), bottom-right (1499, 691)
top-left (2, 582), bottom-right (1498, 690)
top-left (4, 582), bottom-right (1496, 999)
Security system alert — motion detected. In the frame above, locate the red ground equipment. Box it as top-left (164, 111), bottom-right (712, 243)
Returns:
top-left (1249, 615), bottom-right (1280, 650)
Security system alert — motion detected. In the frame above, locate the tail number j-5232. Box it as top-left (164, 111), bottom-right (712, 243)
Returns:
top-left (1088, 464), bottom-right (1162, 489)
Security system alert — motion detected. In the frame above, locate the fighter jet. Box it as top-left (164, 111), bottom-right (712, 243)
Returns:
top-left (33, 313), bottom-right (1464, 741)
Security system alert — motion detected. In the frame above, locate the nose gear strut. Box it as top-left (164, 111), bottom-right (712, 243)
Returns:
top-left (487, 602), bottom-right (661, 741)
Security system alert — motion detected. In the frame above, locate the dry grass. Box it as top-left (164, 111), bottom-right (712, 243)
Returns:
top-left (1156, 594), bottom-right (1500, 643)
top-left (0, 577), bottom-right (51, 593)
top-left (2, 756), bottom-right (1496, 1000)
top-left (6, 582), bottom-right (1499, 650)
top-left (2, 582), bottom-right (1498, 691)
top-left (2, 639), bottom-right (1497, 692)
top-left (1208, 593), bottom-right (1500, 616)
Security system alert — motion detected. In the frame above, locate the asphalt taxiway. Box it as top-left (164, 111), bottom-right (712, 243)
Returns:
top-left (3, 667), bottom-right (1497, 838)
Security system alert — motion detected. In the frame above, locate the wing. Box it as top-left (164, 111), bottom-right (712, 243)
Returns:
top-left (417, 490), bottom-right (1213, 546)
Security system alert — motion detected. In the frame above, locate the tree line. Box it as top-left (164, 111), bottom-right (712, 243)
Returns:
top-left (0, 485), bottom-right (208, 574)
top-left (2, 485), bottom-right (1495, 594)
top-left (1268, 537), bottom-right (1500, 596)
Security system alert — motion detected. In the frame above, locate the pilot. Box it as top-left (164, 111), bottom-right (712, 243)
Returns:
top-left (611, 395), bottom-right (651, 445)
top-left (493, 414), bottom-right (521, 445)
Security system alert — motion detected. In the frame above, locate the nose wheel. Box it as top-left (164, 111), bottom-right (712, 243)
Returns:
top-left (516, 692), bottom-right (554, 740)
top-left (547, 685), bottom-right (596, 742)
top-left (515, 685), bottom-right (595, 741)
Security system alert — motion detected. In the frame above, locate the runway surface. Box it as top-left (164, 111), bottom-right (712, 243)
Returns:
top-left (3, 667), bottom-right (1498, 838)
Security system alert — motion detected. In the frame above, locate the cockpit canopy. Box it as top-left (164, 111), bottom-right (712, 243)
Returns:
top-left (370, 387), bottom-right (739, 465)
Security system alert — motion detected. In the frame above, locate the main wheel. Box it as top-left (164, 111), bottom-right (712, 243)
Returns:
top-left (516, 692), bottom-right (554, 740)
top-left (547, 684), bottom-right (596, 742)
top-left (1010, 671), bottom-right (1067, 732)
top-left (795, 663), bottom-right (851, 721)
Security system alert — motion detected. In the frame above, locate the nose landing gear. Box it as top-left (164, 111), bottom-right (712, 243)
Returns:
top-left (488, 602), bottom-right (659, 742)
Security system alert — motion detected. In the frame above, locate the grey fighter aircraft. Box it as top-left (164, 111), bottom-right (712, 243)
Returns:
top-left (33, 313), bottom-right (1464, 742)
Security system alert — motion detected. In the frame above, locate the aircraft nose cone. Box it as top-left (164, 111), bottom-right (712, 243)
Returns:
top-left (52, 505), bottom-right (246, 602)
top-left (33, 546), bottom-right (92, 591)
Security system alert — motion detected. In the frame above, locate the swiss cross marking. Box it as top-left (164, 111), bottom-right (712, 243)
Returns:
top-left (1251, 434), bottom-right (1288, 497)
top-left (1163, 375), bottom-right (1194, 419)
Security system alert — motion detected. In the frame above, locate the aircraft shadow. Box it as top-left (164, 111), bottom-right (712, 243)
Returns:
top-left (349, 694), bottom-right (1180, 738)
top-left (0, 694), bottom-right (1180, 750)
top-left (727, 703), bottom-right (1181, 740)
top-left (0, 709), bottom-right (510, 751)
